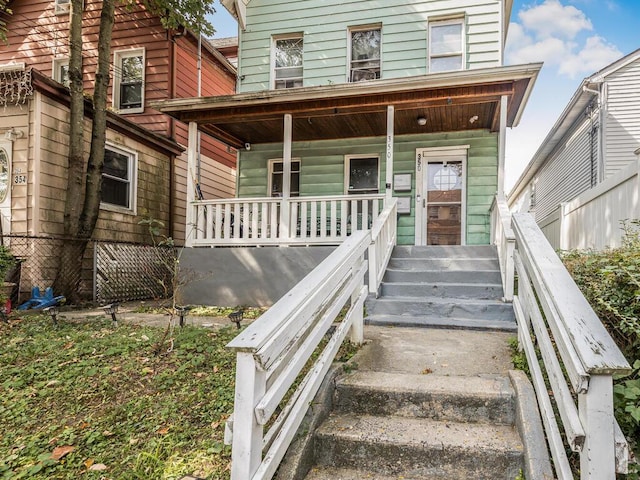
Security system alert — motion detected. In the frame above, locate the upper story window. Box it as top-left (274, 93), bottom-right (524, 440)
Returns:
top-left (269, 159), bottom-right (300, 197)
top-left (273, 35), bottom-right (303, 89)
top-left (113, 48), bottom-right (145, 113)
top-left (54, 0), bottom-right (70, 15)
top-left (429, 18), bottom-right (465, 73)
top-left (52, 57), bottom-right (70, 87)
top-left (345, 155), bottom-right (379, 194)
top-left (349, 27), bottom-right (381, 82)
top-left (102, 144), bottom-right (137, 212)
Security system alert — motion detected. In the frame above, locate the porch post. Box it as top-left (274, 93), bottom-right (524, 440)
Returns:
top-left (386, 106), bottom-right (394, 203)
top-left (498, 95), bottom-right (508, 196)
top-left (281, 113), bottom-right (293, 240)
top-left (186, 121), bottom-right (198, 247)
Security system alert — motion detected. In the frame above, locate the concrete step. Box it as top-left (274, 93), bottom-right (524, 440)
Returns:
top-left (391, 245), bottom-right (498, 259)
top-left (314, 413), bottom-right (524, 479)
top-left (386, 257), bottom-right (499, 271)
top-left (304, 466), bottom-right (441, 480)
top-left (365, 314), bottom-right (517, 332)
top-left (334, 371), bottom-right (515, 425)
top-left (382, 268), bottom-right (502, 284)
top-left (380, 281), bottom-right (504, 299)
top-left (366, 296), bottom-right (515, 321)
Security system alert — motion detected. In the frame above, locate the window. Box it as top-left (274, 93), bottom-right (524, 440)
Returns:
top-left (54, 0), bottom-right (70, 15)
top-left (268, 159), bottom-right (300, 197)
top-left (273, 35), bottom-right (303, 89)
top-left (429, 18), bottom-right (464, 73)
top-left (345, 156), bottom-right (379, 194)
top-left (349, 27), bottom-right (381, 82)
top-left (113, 49), bottom-right (145, 113)
top-left (52, 57), bottom-right (70, 87)
top-left (102, 144), bottom-right (136, 211)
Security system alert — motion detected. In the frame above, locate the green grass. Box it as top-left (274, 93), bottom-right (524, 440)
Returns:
top-left (0, 315), bottom-right (238, 479)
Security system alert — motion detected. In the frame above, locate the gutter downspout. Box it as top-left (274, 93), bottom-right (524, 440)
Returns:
top-left (167, 31), bottom-right (176, 239)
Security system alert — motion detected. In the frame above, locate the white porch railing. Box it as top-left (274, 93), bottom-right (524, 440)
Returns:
top-left (511, 213), bottom-right (631, 480)
top-left (226, 231), bottom-right (370, 480)
top-left (368, 197), bottom-right (397, 296)
top-left (189, 194), bottom-right (385, 246)
top-left (490, 194), bottom-right (515, 301)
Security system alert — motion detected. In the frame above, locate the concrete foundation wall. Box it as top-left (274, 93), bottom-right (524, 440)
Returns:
top-left (177, 246), bottom-right (335, 307)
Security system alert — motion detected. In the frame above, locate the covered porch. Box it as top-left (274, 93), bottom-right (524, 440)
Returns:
top-left (156, 64), bottom-right (541, 247)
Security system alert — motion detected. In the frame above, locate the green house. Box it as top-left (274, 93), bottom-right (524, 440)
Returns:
top-left (158, 0), bottom-right (541, 247)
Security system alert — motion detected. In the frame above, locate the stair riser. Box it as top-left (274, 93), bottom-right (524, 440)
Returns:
top-left (367, 300), bottom-right (515, 321)
top-left (386, 258), bottom-right (499, 271)
top-left (392, 245), bottom-right (498, 259)
top-left (380, 283), bottom-right (503, 299)
top-left (334, 387), bottom-right (515, 425)
top-left (365, 315), bottom-right (517, 332)
top-left (314, 435), bottom-right (523, 480)
top-left (383, 270), bottom-right (502, 284)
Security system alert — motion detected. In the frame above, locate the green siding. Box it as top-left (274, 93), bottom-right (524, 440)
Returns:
top-left (238, 0), bottom-right (503, 92)
top-left (238, 130), bottom-right (498, 245)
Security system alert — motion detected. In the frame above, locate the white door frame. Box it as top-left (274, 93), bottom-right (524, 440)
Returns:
top-left (0, 141), bottom-right (12, 239)
top-left (415, 146), bottom-right (469, 246)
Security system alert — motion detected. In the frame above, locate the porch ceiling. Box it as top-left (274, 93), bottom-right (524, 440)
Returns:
top-left (155, 63), bottom-right (542, 149)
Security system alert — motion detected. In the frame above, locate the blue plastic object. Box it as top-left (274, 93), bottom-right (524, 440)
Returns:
top-left (17, 286), bottom-right (66, 310)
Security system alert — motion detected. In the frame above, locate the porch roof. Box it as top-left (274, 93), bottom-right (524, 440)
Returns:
top-left (155, 63), bottom-right (541, 149)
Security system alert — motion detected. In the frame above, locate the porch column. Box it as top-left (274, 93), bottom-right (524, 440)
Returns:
top-left (280, 113), bottom-right (293, 240)
top-left (186, 121), bottom-right (198, 247)
top-left (386, 106), bottom-right (394, 202)
top-left (498, 95), bottom-right (508, 196)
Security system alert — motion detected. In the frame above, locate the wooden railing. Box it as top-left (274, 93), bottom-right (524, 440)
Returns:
top-left (188, 194), bottom-right (385, 246)
top-left (490, 194), bottom-right (515, 301)
top-left (226, 231), bottom-right (370, 480)
top-left (511, 213), bottom-right (631, 480)
top-left (368, 197), bottom-right (397, 296)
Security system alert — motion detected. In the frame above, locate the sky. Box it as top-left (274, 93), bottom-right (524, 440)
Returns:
top-left (207, 0), bottom-right (640, 192)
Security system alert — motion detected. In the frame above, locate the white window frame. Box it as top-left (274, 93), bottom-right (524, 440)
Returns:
top-left (344, 154), bottom-right (380, 194)
top-left (271, 34), bottom-right (304, 90)
top-left (54, 0), bottom-right (70, 15)
top-left (101, 143), bottom-right (138, 214)
top-left (113, 48), bottom-right (146, 114)
top-left (347, 24), bottom-right (382, 83)
top-left (268, 158), bottom-right (301, 197)
top-left (428, 17), bottom-right (466, 73)
top-left (52, 57), bottom-right (70, 87)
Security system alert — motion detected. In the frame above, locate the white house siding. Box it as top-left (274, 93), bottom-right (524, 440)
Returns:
top-left (533, 115), bottom-right (594, 221)
top-left (604, 58), bottom-right (640, 178)
top-left (238, 0), bottom-right (503, 93)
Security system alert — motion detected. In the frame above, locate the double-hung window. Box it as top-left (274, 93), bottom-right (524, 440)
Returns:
top-left (349, 27), bottom-right (381, 82)
top-left (429, 18), bottom-right (464, 73)
top-left (102, 144), bottom-right (137, 211)
top-left (54, 0), bottom-right (70, 15)
top-left (269, 159), bottom-right (300, 197)
top-left (113, 48), bottom-right (145, 113)
top-left (52, 57), bottom-right (70, 87)
top-left (273, 35), bottom-right (303, 89)
top-left (345, 156), bottom-right (379, 194)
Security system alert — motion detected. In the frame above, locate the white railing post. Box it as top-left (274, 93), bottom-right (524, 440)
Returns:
top-left (231, 352), bottom-right (266, 480)
top-left (350, 266), bottom-right (364, 345)
top-left (579, 375), bottom-right (616, 480)
top-left (368, 240), bottom-right (378, 296)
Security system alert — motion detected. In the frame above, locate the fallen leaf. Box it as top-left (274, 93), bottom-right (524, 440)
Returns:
top-left (195, 372), bottom-right (206, 378)
top-left (102, 430), bottom-right (114, 437)
top-left (141, 334), bottom-right (149, 341)
top-left (79, 421), bottom-right (90, 430)
top-left (52, 445), bottom-right (75, 460)
top-left (211, 421), bottom-right (220, 429)
top-left (129, 438), bottom-right (138, 445)
top-left (157, 427), bottom-right (169, 435)
top-left (421, 368), bottom-right (433, 375)
top-left (110, 365), bottom-right (122, 372)
top-left (213, 365), bottom-right (219, 373)
top-left (84, 458), bottom-right (94, 469)
top-left (89, 463), bottom-right (107, 471)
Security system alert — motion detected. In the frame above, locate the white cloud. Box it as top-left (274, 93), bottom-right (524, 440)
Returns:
top-left (518, 0), bottom-right (592, 39)
top-left (558, 35), bottom-right (622, 77)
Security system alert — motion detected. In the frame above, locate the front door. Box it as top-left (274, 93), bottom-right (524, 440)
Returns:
top-left (0, 142), bottom-right (11, 239)
top-left (416, 147), bottom-right (467, 246)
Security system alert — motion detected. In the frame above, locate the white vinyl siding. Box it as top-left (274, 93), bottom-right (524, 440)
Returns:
top-left (238, 0), bottom-right (502, 93)
top-left (603, 59), bottom-right (640, 179)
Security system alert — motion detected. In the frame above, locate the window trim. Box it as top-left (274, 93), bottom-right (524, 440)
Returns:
top-left (100, 142), bottom-right (138, 214)
top-left (271, 33), bottom-right (304, 90)
top-left (347, 24), bottom-right (382, 83)
top-left (267, 158), bottom-right (301, 197)
top-left (52, 57), bottom-right (70, 87)
top-left (54, 0), bottom-right (70, 15)
top-left (112, 48), bottom-right (146, 114)
top-left (344, 154), bottom-right (380, 195)
top-left (428, 17), bottom-right (466, 73)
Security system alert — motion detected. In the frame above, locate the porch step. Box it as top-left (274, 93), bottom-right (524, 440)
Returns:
top-left (313, 413), bottom-right (523, 479)
top-left (380, 281), bottom-right (503, 299)
top-left (366, 297), bottom-right (515, 322)
top-left (365, 314), bottom-right (517, 332)
top-left (386, 257), bottom-right (499, 271)
top-left (334, 371), bottom-right (516, 425)
top-left (382, 268), bottom-right (503, 284)
top-left (391, 245), bottom-right (498, 259)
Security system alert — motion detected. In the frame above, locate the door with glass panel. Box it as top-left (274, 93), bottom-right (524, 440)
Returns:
top-left (416, 148), bottom-right (466, 246)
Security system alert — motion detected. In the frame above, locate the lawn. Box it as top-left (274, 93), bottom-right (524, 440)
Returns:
top-left (0, 314), bottom-right (238, 479)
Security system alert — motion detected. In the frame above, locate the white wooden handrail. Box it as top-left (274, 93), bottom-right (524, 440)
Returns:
top-left (226, 231), bottom-right (370, 480)
top-left (368, 197), bottom-right (397, 296)
top-left (511, 212), bottom-right (631, 480)
top-left (490, 194), bottom-right (515, 301)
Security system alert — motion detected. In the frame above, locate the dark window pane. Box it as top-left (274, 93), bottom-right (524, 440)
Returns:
top-left (102, 148), bottom-right (131, 208)
top-left (102, 177), bottom-right (129, 207)
top-left (104, 149), bottom-right (129, 179)
top-left (120, 82), bottom-right (142, 109)
top-left (348, 157), bottom-right (378, 192)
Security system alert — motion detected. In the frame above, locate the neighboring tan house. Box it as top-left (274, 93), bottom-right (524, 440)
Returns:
top-left (508, 48), bottom-right (640, 250)
top-left (158, 0), bottom-right (541, 249)
top-left (0, 0), bottom-right (237, 298)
